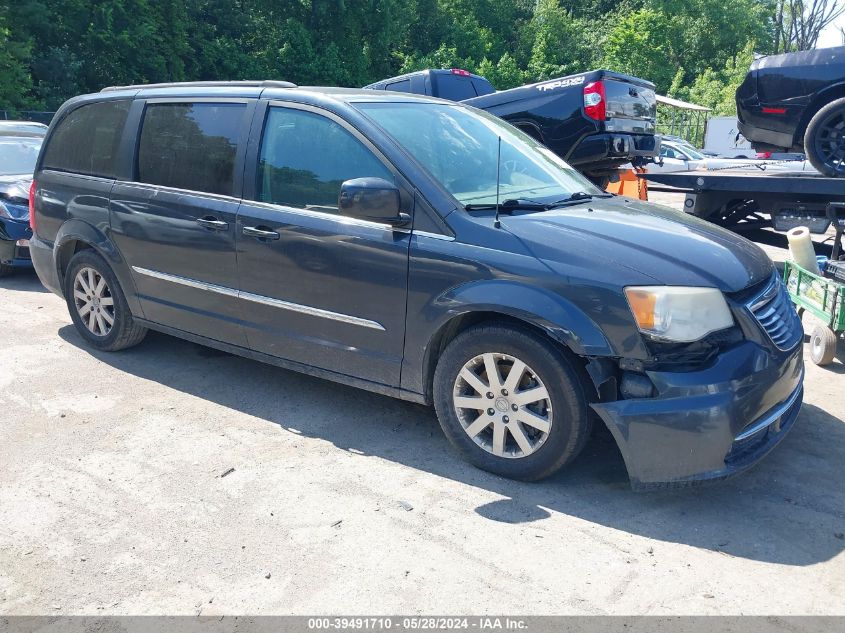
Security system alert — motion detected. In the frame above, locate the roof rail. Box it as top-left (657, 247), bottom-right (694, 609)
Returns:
top-left (100, 80), bottom-right (297, 93)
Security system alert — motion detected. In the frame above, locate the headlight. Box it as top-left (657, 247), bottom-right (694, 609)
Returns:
top-left (0, 199), bottom-right (29, 221)
top-left (624, 286), bottom-right (734, 342)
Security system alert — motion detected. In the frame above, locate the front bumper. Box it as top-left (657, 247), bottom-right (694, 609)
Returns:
top-left (592, 341), bottom-right (804, 489)
top-left (0, 217), bottom-right (33, 268)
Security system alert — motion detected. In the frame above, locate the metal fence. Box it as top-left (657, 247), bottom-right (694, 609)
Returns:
top-left (0, 110), bottom-right (55, 125)
top-left (656, 104), bottom-right (709, 148)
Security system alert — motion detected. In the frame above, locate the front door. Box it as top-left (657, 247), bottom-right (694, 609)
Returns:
top-left (110, 100), bottom-right (252, 347)
top-left (235, 103), bottom-right (411, 386)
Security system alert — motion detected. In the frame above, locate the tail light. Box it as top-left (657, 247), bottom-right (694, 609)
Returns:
top-left (28, 179), bottom-right (36, 233)
top-left (756, 151), bottom-right (772, 159)
top-left (583, 80), bottom-right (606, 121)
top-left (450, 68), bottom-right (471, 77)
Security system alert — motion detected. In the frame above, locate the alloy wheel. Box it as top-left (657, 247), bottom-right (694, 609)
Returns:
top-left (813, 108), bottom-right (845, 175)
top-left (73, 266), bottom-right (115, 337)
top-left (452, 352), bottom-right (553, 459)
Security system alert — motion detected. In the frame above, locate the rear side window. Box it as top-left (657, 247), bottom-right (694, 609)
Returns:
top-left (436, 76), bottom-right (477, 101)
top-left (386, 79), bottom-right (412, 93)
top-left (472, 79), bottom-right (495, 97)
top-left (137, 102), bottom-right (245, 196)
top-left (256, 107), bottom-right (393, 213)
top-left (41, 100), bottom-right (130, 178)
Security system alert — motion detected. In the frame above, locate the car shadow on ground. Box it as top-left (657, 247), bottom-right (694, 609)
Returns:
top-left (58, 326), bottom-right (845, 567)
top-left (0, 268), bottom-right (48, 293)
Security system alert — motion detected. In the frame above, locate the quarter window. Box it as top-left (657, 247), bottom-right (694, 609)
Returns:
top-left (41, 100), bottom-right (130, 178)
top-left (137, 102), bottom-right (245, 196)
top-left (256, 107), bottom-right (393, 213)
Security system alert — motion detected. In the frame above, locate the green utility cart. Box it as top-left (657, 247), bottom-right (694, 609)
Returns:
top-left (783, 260), bottom-right (845, 365)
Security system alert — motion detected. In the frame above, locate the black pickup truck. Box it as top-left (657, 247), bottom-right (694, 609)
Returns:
top-left (737, 46), bottom-right (845, 177)
top-left (364, 68), bottom-right (659, 184)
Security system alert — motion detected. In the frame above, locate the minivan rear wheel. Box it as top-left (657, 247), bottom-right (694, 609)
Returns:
top-left (65, 250), bottom-right (147, 351)
top-left (433, 324), bottom-right (591, 481)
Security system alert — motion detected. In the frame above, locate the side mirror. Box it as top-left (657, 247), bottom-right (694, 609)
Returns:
top-left (338, 177), bottom-right (408, 225)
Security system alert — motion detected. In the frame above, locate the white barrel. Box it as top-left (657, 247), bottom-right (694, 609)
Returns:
top-left (786, 226), bottom-right (820, 275)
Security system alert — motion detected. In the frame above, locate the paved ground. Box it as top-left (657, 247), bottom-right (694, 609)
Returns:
top-left (1, 197), bottom-right (844, 615)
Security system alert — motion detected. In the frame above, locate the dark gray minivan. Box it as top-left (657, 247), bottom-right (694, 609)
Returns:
top-left (29, 81), bottom-right (804, 488)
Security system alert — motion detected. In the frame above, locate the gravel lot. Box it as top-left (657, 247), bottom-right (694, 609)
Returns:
top-left (1, 195), bottom-right (844, 615)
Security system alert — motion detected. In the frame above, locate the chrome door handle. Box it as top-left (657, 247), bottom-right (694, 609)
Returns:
top-left (196, 217), bottom-right (229, 231)
top-left (243, 226), bottom-right (280, 240)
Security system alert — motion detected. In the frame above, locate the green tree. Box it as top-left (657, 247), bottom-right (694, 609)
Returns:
top-left (601, 7), bottom-right (679, 91)
top-left (525, 0), bottom-right (595, 81)
top-left (477, 52), bottom-right (527, 89)
top-left (0, 0), bottom-right (780, 112)
top-left (0, 2), bottom-right (40, 111)
top-left (684, 41), bottom-right (756, 115)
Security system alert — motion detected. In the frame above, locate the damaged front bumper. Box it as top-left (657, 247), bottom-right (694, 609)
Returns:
top-left (0, 217), bottom-right (33, 268)
top-left (591, 341), bottom-right (804, 490)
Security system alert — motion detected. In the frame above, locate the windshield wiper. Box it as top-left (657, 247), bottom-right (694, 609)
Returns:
top-left (464, 198), bottom-right (548, 212)
top-left (544, 191), bottom-right (597, 208)
top-left (465, 192), bottom-right (608, 213)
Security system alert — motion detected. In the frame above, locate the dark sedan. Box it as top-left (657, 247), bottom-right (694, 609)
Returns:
top-left (737, 46), bottom-right (845, 177)
top-left (0, 126), bottom-right (43, 276)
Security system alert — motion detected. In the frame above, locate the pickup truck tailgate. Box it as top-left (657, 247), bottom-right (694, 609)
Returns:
top-left (603, 75), bottom-right (655, 134)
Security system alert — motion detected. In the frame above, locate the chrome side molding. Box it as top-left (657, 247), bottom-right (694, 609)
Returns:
top-left (131, 266), bottom-right (385, 331)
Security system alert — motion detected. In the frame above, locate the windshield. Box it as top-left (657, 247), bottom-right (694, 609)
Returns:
top-left (680, 145), bottom-right (704, 160)
top-left (355, 102), bottom-right (602, 207)
top-left (0, 136), bottom-right (42, 176)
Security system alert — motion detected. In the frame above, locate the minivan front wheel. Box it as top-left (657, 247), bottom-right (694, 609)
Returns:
top-left (433, 324), bottom-right (591, 481)
top-left (65, 250), bottom-right (147, 351)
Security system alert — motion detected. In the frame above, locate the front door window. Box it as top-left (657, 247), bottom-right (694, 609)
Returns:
top-left (257, 107), bottom-right (394, 214)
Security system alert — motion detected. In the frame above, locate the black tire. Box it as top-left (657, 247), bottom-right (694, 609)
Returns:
top-left (433, 323), bottom-right (591, 481)
top-left (0, 263), bottom-right (13, 278)
top-left (805, 97), bottom-right (845, 177)
top-left (809, 325), bottom-right (837, 366)
top-left (64, 249), bottom-right (147, 351)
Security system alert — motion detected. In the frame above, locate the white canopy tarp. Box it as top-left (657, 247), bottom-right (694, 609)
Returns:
top-left (656, 94), bottom-right (712, 112)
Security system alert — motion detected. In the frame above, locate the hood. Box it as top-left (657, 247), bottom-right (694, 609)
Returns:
top-left (500, 196), bottom-right (773, 293)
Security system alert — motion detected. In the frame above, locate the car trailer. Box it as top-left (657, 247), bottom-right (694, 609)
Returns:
top-left (641, 167), bottom-right (845, 234)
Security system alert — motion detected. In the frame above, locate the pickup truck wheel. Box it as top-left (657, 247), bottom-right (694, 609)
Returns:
top-left (65, 250), bottom-right (147, 352)
top-left (433, 324), bottom-right (591, 481)
top-left (805, 97), bottom-right (845, 177)
top-left (0, 263), bottom-right (13, 278)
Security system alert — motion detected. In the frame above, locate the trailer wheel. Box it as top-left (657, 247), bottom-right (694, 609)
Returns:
top-left (805, 96), bottom-right (845, 177)
top-left (809, 325), bottom-right (838, 366)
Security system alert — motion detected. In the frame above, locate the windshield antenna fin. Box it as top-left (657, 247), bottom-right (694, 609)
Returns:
top-left (494, 136), bottom-right (502, 229)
